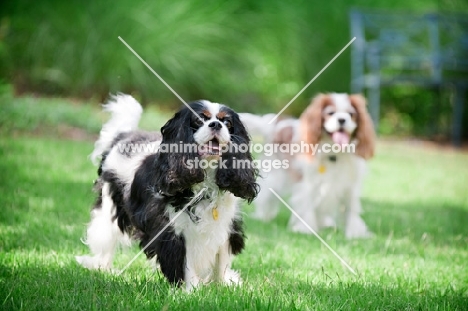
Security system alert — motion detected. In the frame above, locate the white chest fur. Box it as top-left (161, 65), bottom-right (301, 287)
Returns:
top-left (168, 186), bottom-right (238, 280)
top-left (304, 153), bottom-right (362, 196)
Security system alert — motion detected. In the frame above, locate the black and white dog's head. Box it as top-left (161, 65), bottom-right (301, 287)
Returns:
top-left (146, 100), bottom-right (259, 201)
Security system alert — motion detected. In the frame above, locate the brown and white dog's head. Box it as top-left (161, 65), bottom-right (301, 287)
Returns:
top-left (300, 93), bottom-right (375, 160)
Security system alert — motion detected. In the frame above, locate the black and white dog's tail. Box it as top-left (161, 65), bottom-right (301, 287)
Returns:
top-left (90, 94), bottom-right (143, 165)
top-left (77, 94), bottom-right (143, 270)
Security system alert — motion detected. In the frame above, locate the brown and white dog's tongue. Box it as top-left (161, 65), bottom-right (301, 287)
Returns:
top-left (332, 131), bottom-right (350, 145)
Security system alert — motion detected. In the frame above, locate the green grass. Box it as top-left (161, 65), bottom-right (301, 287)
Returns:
top-left (1, 97), bottom-right (468, 310)
top-left (0, 95), bottom-right (103, 135)
top-left (0, 94), bottom-right (173, 137)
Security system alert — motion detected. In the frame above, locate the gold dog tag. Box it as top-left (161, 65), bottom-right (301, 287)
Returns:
top-left (212, 207), bottom-right (219, 220)
top-left (318, 164), bottom-right (326, 174)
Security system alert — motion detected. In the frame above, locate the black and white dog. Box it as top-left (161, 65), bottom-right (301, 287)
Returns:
top-left (76, 94), bottom-right (259, 290)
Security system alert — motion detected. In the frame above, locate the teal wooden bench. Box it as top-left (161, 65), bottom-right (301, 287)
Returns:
top-left (350, 10), bottom-right (468, 145)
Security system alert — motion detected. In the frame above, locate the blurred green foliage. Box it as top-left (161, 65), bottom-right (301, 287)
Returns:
top-left (0, 92), bottom-right (173, 136)
top-left (1, 0), bottom-right (467, 137)
top-left (0, 95), bottom-right (103, 135)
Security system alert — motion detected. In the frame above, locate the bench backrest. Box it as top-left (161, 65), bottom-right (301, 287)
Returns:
top-left (350, 10), bottom-right (468, 91)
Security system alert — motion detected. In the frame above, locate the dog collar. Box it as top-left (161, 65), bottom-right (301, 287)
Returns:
top-left (318, 155), bottom-right (338, 174)
top-left (185, 190), bottom-right (219, 223)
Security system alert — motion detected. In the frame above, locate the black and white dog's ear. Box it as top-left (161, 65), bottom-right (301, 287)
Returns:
top-left (161, 106), bottom-right (194, 144)
top-left (156, 105), bottom-right (205, 195)
top-left (216, 109), bottom-right (260, 203)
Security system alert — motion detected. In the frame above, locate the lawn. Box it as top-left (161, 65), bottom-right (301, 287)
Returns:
top-left (1, 97), bottom-right (467, 310)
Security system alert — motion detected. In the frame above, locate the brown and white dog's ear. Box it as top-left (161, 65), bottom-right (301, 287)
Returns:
top-left (349, 94), bottom-right (375, 159)
top-left (299, 94), bottom-right (330, 160)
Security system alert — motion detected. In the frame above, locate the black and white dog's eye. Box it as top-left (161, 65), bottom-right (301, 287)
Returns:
top-left (194, 118), bottom-right (204, 127)
top-left (223, 120), bottom-right (232, 128)
top-left (349, 112), bottom-right (355, 117)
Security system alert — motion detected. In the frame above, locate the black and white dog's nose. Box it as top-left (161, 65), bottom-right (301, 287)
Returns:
top-left (209, 121), bottom-right (222, 130)
top-left (338, 118), bottom-right (346, 125)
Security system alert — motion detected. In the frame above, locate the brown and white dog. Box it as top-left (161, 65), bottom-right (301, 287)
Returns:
top-left (240, 93), bottom-right (375, 238)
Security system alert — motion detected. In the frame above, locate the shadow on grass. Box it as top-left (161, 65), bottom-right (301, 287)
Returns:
top-left (0, 263), bottom-right (170, 310)
top-left (362, 198), bottom-right (468, 247)
top-left (245, 197), bottom-right (468, 248)
top-left (0, 179), bottom-right (95, 252)
top-left (278, 275), bottom-right (468, 310)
